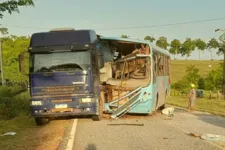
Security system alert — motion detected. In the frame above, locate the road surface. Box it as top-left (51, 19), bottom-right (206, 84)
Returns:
top-left (59, 108), bottom-right (225, 150)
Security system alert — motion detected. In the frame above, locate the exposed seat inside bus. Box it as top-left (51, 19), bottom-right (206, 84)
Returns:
top-left (106, 78), bottom-right (149, 88)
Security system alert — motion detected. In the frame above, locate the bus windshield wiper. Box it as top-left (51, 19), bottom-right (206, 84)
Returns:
top-left (36, 67), bottom-right (53, 72)
top-left (49, 63), bottom-right (83, 70)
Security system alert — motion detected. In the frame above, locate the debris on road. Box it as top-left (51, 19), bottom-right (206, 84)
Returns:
top-left (108, 123), bottom-right (144, 126)
top-left (200, 134), bottom-right (225, 142)
top-left (162, 107), bottom-right (175, 120)
top-left (187, 133), bottom-right (201, 138)
top-left (163, 137), bottom-right (176, 140)
top-left (1, 132), bottom-right (16, 136)
top-left (187, 133), bottom-right (225, 142)
top-left (162, 107), bottom-right (175, 116)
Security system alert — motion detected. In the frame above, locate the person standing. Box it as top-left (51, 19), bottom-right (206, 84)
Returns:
top-left (188, 84), bottom-right (196, 110)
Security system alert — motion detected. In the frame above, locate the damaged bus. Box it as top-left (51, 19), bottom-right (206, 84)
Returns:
top-left (18, 28), bottom-right (171, 125)
top-left (98, 36), bottom-right (171, 118)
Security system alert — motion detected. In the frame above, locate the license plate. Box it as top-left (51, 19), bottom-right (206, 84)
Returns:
top-left (55, 104), bottom-right (68, 109)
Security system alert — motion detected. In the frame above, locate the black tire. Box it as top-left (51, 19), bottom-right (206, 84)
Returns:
top-left (92, 94), bottom-right (103, 121)
top-left (34, 117), bottom-right (49, 126)
top-left (92, 115), bottom-right (101, 121)
top-left (155, 93), bottom-right (159, 111)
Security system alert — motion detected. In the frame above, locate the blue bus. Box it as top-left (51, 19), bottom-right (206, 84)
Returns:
top-left (19, 29), bottom-right (106, 125)
top-left (18, 29), bottom-right (171, 125)
top-left (98, 36), bottom-right (171, 118)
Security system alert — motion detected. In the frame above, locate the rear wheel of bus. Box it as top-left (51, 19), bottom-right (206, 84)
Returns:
top-left (34, 117), bottom-right (49, 126)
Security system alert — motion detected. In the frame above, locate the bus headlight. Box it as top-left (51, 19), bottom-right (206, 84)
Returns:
top-left (81, 98), bottom-right (95, 103)
top-left (31, 101), bottom-right (43, 106)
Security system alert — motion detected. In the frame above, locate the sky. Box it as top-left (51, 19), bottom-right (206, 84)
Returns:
top-left (1, 0), bottom-right (225, 60)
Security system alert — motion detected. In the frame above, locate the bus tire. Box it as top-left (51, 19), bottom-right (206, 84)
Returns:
top-left (92, 115), bottom-right (101, 121)
top-left (34, 117), bottom-right (49, 126)
top-left (92, 95), bottom-right (103, 121)
top-left (155, 93), bottom-right (159, 111)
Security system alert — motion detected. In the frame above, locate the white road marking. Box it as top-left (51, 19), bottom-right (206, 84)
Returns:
top-left (66, 119), bottom-right (78, 150)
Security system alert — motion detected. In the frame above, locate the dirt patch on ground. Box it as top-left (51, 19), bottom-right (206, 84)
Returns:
top-left (0, 117), bottom-right (70, 150)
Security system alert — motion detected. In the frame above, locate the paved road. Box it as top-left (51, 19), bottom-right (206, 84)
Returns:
top-left (59, 108), bottom-right (225, 150)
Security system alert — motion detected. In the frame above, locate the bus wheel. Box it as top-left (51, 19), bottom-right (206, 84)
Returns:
top-left (34, 117), bottom-right (49, 126)
top-left (92, 95), bottom-right (103, 121)
top-left (92, 115), bottom-right (101, 121)
top-left (155, 94), bottom-right (159, 111)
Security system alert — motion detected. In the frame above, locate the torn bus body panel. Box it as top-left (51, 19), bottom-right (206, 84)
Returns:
top-left (99, 40), bottom-right (152, 119)
top-left (104, 86), bottom-right (142, 119)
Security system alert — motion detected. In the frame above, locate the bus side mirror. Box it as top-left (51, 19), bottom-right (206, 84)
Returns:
top-left (18, 53), bottom-right (26, 74)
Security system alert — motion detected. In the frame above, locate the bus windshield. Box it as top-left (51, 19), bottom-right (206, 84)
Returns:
top-left (30, 51), bottom-right (91, 73)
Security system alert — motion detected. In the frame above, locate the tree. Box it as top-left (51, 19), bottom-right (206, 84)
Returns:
top-left (144, 36), bottom-right (155, 43)
top-left (0, 27), bottom-right (8, 35)
top-left (0, 0), bottom-right (34, 18)
top-left (185, 65), bottom-right (200, 85)
top-left (0, 0), bottom-right (34, 38)
top-left (204, 63), bottom-right (223, 91)
top-left (180, 38), bottom-right (196, 59)
top-left (207, 38), bottom-right (219, 60)
top-left (217, 33), bottom-right (225, 55)
top-left (169, 39), bottom-right (181, 59)
top-left (156, 36), bottom-right (169, 49)
top-left (1, 35), bottom-right (30, 83)
top-left (120, 35), bottom-right (129, 38)
top-left (195, 38), bottom-right (206, 60)
top-left (172, 65), bottom-right (200, 91)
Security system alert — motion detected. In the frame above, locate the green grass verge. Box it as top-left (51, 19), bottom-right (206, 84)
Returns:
top-left (0, 115), bottom-right (37, 150)
top-left (167, 96), bottom-right (225, 116)
top-left (170, 60), bottom-right (222, 83)
top-left (0, 115), bottom-right (70, 150)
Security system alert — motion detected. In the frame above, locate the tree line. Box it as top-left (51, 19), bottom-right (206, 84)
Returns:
top-left (121, 34), bottom-right (225, 60)
top-left (172, 63), bottom-right (223, 92)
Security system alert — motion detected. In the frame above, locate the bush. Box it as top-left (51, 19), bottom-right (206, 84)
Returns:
top-left (0, 86), bottom-right (30, 120)
top-left (172, 65), bottom-right (200, 91)
top-left (172, 63), bottom-right (223, 92)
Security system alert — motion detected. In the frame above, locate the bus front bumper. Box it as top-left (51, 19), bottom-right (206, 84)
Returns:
top-left (30, 97), bottom-right (99, 118)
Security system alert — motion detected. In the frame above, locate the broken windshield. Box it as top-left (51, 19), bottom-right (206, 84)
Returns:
top-left (31, 51), bottom-right (91, 72)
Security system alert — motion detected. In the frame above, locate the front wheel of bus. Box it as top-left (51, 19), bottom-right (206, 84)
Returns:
top-left (92, 95), bottom-right (103, 121)
top-left (34, 117), bottom-right (49, 126)
top-left (92, 115), bottom-right (102, 121)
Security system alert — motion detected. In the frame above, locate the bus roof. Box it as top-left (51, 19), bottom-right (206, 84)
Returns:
top-left (30, 30), bottom-right (98, 47)
top-left (99, 36), bottom-right (171, 57)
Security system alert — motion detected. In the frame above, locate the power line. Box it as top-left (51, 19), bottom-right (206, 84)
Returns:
top-left (1, 17), bottom-right (225, 31)
top-left (95, 17), bottom-right (225, 30)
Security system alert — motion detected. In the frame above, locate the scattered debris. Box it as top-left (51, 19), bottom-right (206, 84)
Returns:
top-left (187, 133), bottom-right (225, 142)
top-left (108, 123), bottom-right (144, 126)
top-left (164, 117), bottom-right (173, 120)
top-left (162, 107), bottom-right (175, 120)
top-left (187, 133), bottom-right (201, 138)
top-left (162, 107), bottom-right (175, 116)
top-left (1, 132), bottom-right (16, 136)
top-left (163, 137), bottom-right (175, 140)
top-left (200, 134), bottom-right (225, 142)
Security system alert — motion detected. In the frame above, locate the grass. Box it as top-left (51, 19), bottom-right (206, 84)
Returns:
top-left (170, 60), bottom-right (222, 83)
top-left (0, 115), bottom-right (70, 150)
top-left (167, 96), bottom-right (225, 116)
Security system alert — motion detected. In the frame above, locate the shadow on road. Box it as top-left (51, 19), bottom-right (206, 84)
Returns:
top-left (194, 113), bottom-right (225, 129)
top-left (85, 144), bottom-right (97, 150)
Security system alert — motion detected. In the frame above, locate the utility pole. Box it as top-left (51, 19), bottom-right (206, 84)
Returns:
top-left (0, 39), bottom-right (4, 85)
top-left (215, 28), bottom-right (225, 99)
